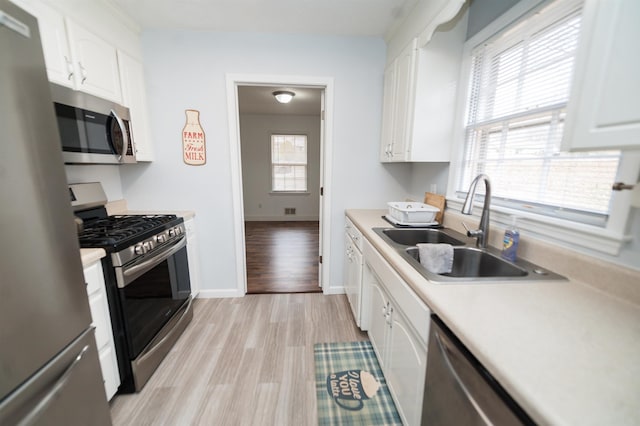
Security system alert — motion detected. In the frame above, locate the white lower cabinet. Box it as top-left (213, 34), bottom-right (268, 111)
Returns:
top-left (363, 238), bottom-right (430, 426)
top-left (184, 217), bottom-right (202, 297)
top-left (366, 267), bottom-right (391, 369)
top-left (83, 260), bottom-right (120, 400)
top-left (344, 216), bottom-right (366, 329)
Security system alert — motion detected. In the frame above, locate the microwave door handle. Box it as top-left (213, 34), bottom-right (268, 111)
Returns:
top-left (110, 109), bottom-right (128, 162)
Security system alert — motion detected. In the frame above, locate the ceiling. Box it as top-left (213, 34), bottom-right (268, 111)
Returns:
top-left (111, 0), bottom-right (417, 37)
top-left (238, 86), bottom-right (322, 115)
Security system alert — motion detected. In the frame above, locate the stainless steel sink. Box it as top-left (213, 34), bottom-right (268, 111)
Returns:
top-left (373, 227), bottom-right (566, 283)
top-left (406, 246), bottom-right (527, 278)
top-left (381, 228), bottom-right (466, 246)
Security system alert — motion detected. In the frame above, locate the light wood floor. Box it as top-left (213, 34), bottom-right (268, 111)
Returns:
top-left (109, 294), bottom-right (367, 425)
top-left (245, 221), bottom-right (321, 294)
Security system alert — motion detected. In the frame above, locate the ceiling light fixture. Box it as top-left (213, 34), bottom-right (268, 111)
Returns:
top-left (273, 90), bottom-right (295, 104)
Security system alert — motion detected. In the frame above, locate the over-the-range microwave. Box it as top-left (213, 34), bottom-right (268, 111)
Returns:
top-left (50, 83), bottom-right (136, 164)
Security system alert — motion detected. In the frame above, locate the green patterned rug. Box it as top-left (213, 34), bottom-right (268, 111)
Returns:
top-left (314, 341), bottom-right (401, 425)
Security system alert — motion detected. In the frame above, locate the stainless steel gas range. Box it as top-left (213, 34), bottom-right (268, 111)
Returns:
top-left (70, 183), bottom-right (193, 393)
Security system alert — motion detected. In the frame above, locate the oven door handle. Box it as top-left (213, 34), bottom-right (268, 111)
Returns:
top-left (118, 236), bottom-right (186, 288)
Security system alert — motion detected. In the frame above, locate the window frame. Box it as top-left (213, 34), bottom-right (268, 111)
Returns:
top-left (446, 0), bottom-right (639, 256)
top-left (270, 133), bottom-right (309, 193)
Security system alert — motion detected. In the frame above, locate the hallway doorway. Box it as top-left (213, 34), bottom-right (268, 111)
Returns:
top-left (236, 84), bottom-right (324, 294)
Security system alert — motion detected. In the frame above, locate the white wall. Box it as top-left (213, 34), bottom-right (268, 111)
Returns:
top-left (407, 163), bottom-right (450, 200)
top-left (240, 113), bottom-right (321, 221)
top-left (65, 165), bottom-right (123, 201)
top-left (120, 31), bottom-right (413, 295)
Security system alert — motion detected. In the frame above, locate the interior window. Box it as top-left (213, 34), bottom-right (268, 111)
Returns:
top-left (456, 0), bottom-right (620, 227)
top-left (271, 134), bottom-right (308, 192)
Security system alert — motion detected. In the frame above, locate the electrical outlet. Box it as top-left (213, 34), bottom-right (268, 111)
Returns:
top-left (284, 208), bottom-right (296, 215)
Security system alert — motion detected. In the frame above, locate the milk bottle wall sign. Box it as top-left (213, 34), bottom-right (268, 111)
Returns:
top-left (182, 109), bottom-right (206, 165)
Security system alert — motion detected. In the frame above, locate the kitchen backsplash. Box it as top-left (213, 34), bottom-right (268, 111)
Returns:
top-left (64, 165), bottom-right (123, 201)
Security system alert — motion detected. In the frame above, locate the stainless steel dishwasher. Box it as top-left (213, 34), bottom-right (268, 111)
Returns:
top-left (421, 316), bottom-right (535, 426)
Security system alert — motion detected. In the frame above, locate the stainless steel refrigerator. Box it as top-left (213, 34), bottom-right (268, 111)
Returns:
top-left (0, 1), bottom-right (113, 424)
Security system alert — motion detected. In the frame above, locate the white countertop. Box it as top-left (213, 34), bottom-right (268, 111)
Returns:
top-left (80, 248), bottom-right (106, 267)
top-left (347, 209), bottom-right (640, 426)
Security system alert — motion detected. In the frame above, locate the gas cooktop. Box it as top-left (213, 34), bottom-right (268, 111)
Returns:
top-left (78, 214), bottom-right (182, 250)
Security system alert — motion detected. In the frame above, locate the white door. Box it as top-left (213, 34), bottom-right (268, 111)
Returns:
top-left (318, 89), bottom-right (326, 288)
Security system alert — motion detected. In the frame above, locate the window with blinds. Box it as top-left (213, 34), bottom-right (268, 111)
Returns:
top-left (271, 134), bottom-right (308, 192)
top-left (457, 0), bottom-right (620, 226)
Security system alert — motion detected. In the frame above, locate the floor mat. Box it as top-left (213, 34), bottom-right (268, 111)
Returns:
top-left (314, 341), bottom-right (402, 425)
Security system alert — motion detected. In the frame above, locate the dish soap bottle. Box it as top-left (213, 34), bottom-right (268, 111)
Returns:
top-left (502, 216), bottom-right (520, 262)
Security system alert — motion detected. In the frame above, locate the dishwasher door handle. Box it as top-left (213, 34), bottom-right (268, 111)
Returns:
top-left (434, 330), bottom-right (494, 426)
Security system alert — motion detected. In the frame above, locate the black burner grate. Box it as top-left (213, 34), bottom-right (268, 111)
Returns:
top-left (78, 214), bottom-right (179, 248)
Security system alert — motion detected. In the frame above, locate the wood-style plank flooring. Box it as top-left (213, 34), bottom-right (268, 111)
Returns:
top-left (109, 294), bottom-right (367, 425)
top-left (245, 221), bottom-right (321, 294)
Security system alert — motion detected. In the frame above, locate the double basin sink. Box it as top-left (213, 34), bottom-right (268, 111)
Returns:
top-left (373, 227), bottom-right (565, 283)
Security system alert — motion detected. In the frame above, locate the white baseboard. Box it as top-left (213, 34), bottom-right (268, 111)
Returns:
top-left (196, 288), bottom-right (244, 298)
top-left (196, 287), bottom-right (343, 297)
top-left (323, 286), bottom-right (346, 295)
top-left (244, 216), bottom-right (320, 221)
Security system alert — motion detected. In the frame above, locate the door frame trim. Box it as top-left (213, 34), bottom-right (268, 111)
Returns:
top-left (225, 73), bottom-right (334, 295)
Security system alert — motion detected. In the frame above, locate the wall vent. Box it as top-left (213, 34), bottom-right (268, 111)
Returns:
top-left (284, 207), bottom-right (296, 215)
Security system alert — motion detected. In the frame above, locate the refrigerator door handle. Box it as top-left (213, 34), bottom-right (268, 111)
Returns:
top-left (18, 345), bottom-right (90, 426)
top-left (0, 10), bottom-right (31, 38)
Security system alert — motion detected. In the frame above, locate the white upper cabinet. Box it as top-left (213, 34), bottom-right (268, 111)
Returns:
top-left (118, 51), bottom-right (154, 161)
top-left (12, 0), bottom-right (156, 160)
top-left (9, 0), bottom-right (74, 87)
top-left (379, 6), bottom-right (468, 163)
top-left (380, 61), bottom-right (398, 161)
top-left (563, 0), bottom-right (640, 151)
top-left (66, 20), bottom-right (122, 103)
top-left (11, 0), bottom-right (122, 103)
top-left (380, 40), bottom-right (415, 162)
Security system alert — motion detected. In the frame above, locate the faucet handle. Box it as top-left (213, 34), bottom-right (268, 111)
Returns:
top-left (462, 221), bottom-right (483, 238)
top-left (461, 221), bottom-right (474, 235)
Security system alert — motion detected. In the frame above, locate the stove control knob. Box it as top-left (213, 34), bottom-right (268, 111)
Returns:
top-left (134, 244), bottom-right (145, 255)
top-left (143, 241), bottom-right (152, 251)
top-left (156, 234), bottom-right (167, 244)
top-left (168, 228), bottom-right (176, 237)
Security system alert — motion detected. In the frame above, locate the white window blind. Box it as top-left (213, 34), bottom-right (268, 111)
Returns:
top-left (271, 134), bottom-right (308, 192)
top-left (458, 0), bottom-right (621, 226)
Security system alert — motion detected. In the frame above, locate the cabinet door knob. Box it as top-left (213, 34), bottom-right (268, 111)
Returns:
top-left (612, 182), bottom-right (635, 191)
top-left (64, 56), bottom-right (73, 80)
top-left (78, 62), bottom-right (87, 83)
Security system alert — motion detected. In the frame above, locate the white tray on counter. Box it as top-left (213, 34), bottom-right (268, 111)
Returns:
top-left (384, 214), bottom-right (439, 227)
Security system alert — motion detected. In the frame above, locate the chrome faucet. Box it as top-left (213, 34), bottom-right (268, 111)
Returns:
top-left (461, 174), bottom-right (491, 248)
